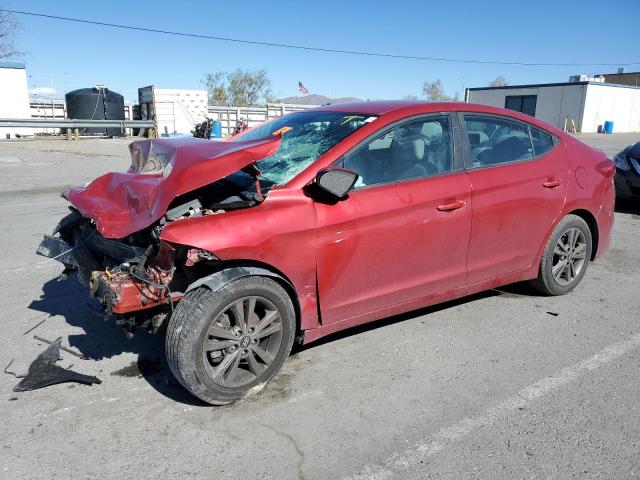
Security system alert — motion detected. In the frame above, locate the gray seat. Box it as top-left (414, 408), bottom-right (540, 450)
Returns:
top-left (487, 135), bottom-right (531, 164)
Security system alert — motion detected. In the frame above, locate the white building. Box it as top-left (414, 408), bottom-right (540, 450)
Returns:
top-left (466, 80), bottom-right (640, 133)
top-left (0, 62), bottom-right (33, 138)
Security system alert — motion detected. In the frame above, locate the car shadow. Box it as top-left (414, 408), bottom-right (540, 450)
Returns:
top-left (27, 276), bottom-right (208, 406)
top-left (27, 276), bottom-right (543, 406)
top-left (615, 197), bottom-right (640, 216)
top-left (290, 286), bottom-right (534, 355)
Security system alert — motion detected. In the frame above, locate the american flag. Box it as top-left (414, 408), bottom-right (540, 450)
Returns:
top-left (298, 81), bottom-right (309, 95)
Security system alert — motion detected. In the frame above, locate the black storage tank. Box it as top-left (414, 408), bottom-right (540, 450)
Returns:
top-left (65, 87), bottom-right (125, 136)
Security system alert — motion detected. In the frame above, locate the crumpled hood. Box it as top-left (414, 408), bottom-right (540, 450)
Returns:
top-left (64, 136), bottom-right (281, 239)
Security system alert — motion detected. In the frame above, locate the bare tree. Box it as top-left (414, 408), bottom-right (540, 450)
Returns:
top-left (0, 7), bottom-right (22, 60)
top-left (489, 75), bottom-right (508, 87)
top-left (203, 69), bottom-right (273, 106)
top-left (422, 79), bottom-right (454, 101)
top-left (403, 94), bottom-right (418, 100)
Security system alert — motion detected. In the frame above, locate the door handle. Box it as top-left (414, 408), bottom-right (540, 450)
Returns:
top-left (543, 179), bottom-right (562, 188)
top-left (437, 200), bottom-right (466, 211)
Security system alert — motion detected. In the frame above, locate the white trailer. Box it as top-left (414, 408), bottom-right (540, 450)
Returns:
top-left (137, 85), bottom-right (316, 138)
top-left (138, 86), bottom-right (209, 136)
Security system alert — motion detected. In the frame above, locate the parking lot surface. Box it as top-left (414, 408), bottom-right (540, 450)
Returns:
top-left (0, 133), bottom-right (639, 479)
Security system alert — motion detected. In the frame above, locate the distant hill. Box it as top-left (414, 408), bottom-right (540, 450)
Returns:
top-left (275, 94), bottom-right (362, 105)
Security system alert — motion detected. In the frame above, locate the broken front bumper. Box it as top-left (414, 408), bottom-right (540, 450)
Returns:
top-left (36, 234), bottom-right (98, 286)
top-left (90, 270), bottom-right (173, 315)
top-left (37, 234), bottom-right (175, 315)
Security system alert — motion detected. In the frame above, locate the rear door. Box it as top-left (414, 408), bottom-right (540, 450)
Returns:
top-left (314, 114), bottom-right (472, 324)
top-left (461, 113), bottom-right (568, 284)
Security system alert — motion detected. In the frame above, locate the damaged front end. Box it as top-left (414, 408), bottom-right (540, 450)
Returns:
top-left (38, 205), bottom-right (213, 336)
top-left (36, 136), bottom-right (281, 336)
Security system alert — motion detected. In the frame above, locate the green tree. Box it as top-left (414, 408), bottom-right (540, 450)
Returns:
top-left (203, 72), bottom-right (228, 105)
top-left (203, 69), bottom-right (274, 106)
top-left (227, 69), bottom-right (273, 106)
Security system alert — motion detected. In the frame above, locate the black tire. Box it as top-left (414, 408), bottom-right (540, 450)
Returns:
top-left (166, 276), bottom-right (296, 405)
top-left (529, 214), bottom-right (592, 296)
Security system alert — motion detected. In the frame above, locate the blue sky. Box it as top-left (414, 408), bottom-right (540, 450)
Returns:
top-left (9, 0), bottom-right (640, 103)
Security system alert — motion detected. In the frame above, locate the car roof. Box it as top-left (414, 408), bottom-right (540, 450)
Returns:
top-left (311, 100), bottom-right (565, 135)
top-left (311, 100), bottom-right (442, 115)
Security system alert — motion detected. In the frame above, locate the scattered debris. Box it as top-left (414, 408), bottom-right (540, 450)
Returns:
top-left (23, 315), bottom-right (49, 335)
top-left (3, 359), bottom-right (24, 378)
top-left (33, 335), bottom-right (89, 360)
top-left (13, 338), bottom-right (101, 392)
top-left (546, 311), bottom-right (559, 317)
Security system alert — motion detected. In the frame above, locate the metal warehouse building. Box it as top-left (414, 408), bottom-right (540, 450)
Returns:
top-left (465, 80), bottom-right (640, 133)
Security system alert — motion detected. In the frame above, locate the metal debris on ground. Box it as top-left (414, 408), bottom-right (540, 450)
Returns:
top-left (13, 338), bottom-right (101, 392)
top-left (3, 358), bottom-right (24, 378)
top-left (22, 314), bottom-right (50, 335)
top-left (33, 335), bottom-right (89, 360)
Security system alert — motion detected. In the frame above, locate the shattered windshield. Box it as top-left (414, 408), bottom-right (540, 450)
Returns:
top-left (230, 111), bottom-right (376, 186)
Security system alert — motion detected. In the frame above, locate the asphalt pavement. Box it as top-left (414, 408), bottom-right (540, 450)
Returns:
top-left (0, 133), bottom-right (638, 480)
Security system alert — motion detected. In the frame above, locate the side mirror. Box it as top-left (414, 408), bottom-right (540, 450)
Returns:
top-left (314, 168), bottom-right (358, 199)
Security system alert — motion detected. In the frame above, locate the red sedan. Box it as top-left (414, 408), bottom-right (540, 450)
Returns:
top-left (38, 101), bottom-right (615, 404)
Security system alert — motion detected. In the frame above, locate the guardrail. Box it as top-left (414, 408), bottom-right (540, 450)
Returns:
top-left (0, 118), bottom-right (156, 140)
top-left (0, 118), bottom-right (154, 129)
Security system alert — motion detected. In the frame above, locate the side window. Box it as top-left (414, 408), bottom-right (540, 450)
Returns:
top-left (530, 127), bottom-right (554, 157)
top-left (343, 116), bottom-right (453, 188)
top-left (464, 115), bottom-right (533, 168)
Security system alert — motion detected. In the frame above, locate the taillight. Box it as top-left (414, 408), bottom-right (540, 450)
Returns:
top-left (596, 159), bottom-right (616, 178)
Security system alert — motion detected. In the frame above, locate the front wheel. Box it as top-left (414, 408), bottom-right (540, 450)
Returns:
top-left (166, 276), bottom-right (296, 405)
top-left (529, 214), bottom-right (592, 296)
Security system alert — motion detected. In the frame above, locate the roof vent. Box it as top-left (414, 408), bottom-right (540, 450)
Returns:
top-left (569, 74), bottom-right (589, 83)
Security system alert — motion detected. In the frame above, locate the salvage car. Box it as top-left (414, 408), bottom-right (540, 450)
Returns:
top-left (614, 140), bottom-right (640, 201)
top-left (37, 101), bottom-right (615, 405)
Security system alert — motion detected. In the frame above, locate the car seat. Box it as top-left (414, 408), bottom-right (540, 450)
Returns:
top-left (487, 134), bottom-right (531, 164)
top-left (391, 136), bottom-right (438, 177)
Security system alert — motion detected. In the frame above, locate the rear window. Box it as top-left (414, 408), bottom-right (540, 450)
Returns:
top-left (530, 128), bottom-right (554, 157)
top-left (464, 115), bottom-right (533, 167)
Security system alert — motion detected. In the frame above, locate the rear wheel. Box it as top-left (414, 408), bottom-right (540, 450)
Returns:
top-left (529, 214), bottom-right (592, 296)
top-left (166, 276), bottom-right (295, 405)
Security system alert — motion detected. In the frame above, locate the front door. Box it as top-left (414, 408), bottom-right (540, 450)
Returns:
top-left (314, 114), bottom-right (472, 325)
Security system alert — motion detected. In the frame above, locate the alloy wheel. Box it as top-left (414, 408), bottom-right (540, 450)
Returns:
top-left (202, 296), bottom-right (283, 388)
top-left (551, 227), bottom-right (587, 286)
